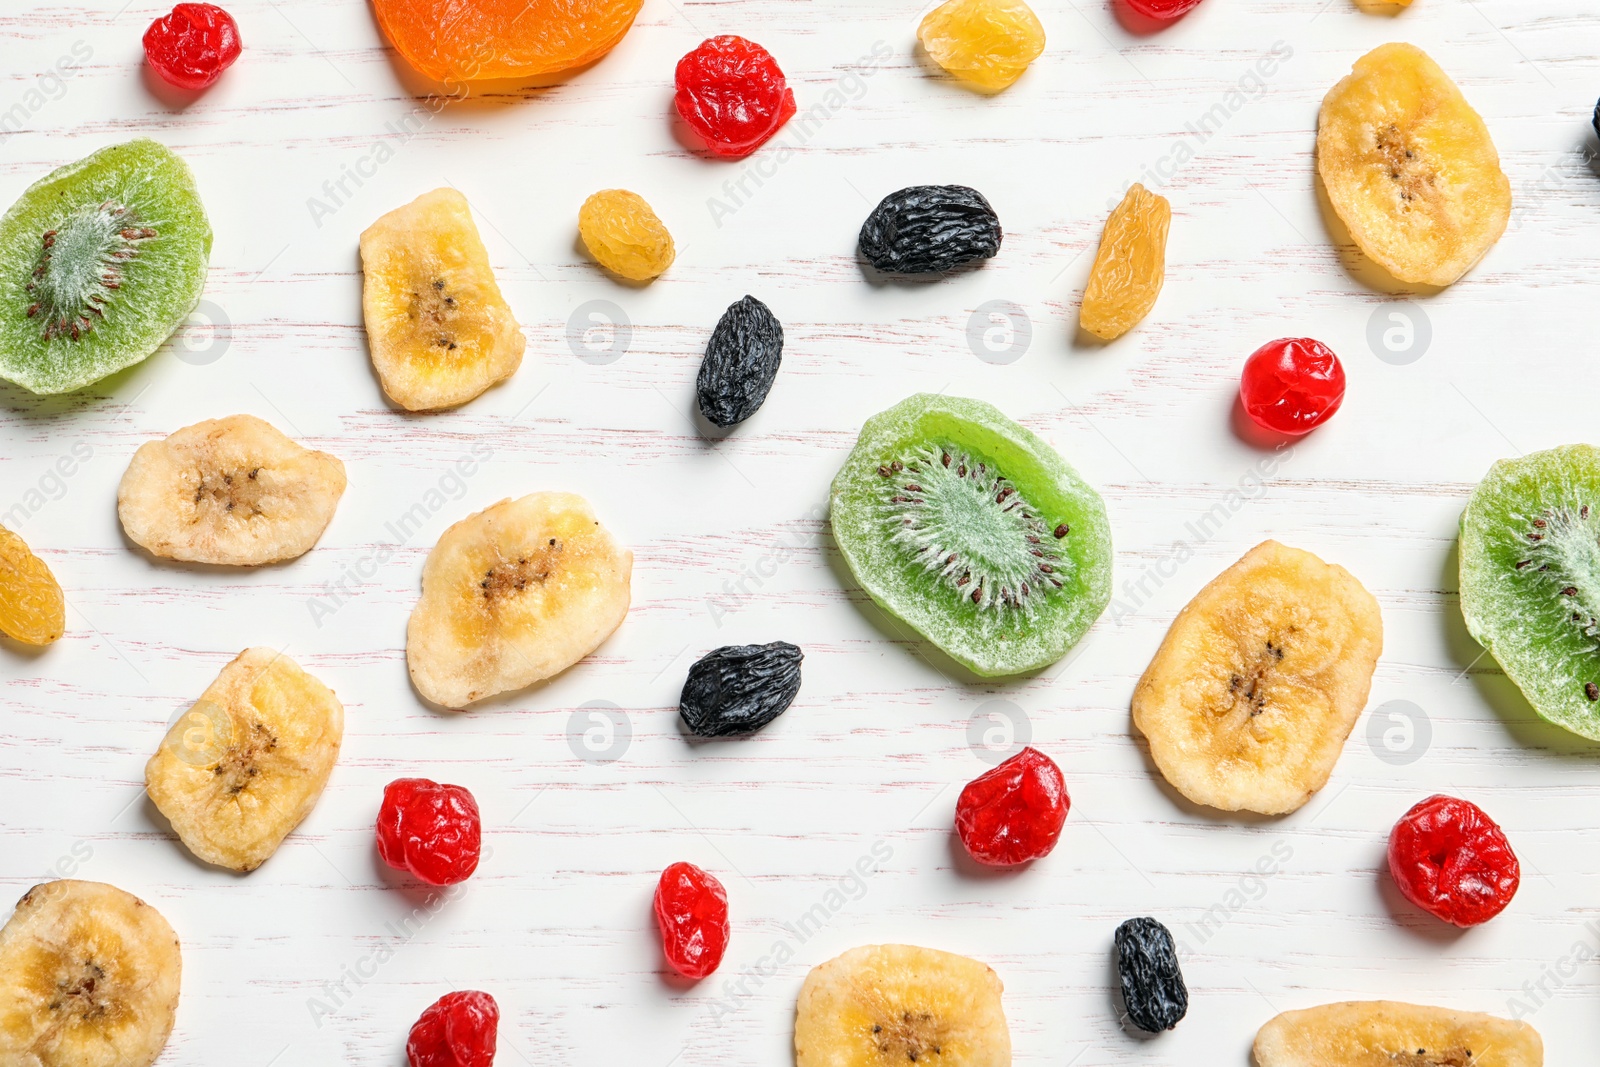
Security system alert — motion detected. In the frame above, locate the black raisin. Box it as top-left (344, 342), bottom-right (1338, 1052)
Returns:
top-left (680, 641), bottom-right (803, 737)
top-left (696, 295), bottom-right (783, 428)
top-left (857, 185), bottom-right (1002, 275)
top-left (1113, 917), bottom-right (1188, 1033)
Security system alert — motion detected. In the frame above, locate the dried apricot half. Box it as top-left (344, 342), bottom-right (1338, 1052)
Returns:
top-left (372, 0), bottom-right (645, 83)
top-left (1317, 43), bottom-right (1510, 287)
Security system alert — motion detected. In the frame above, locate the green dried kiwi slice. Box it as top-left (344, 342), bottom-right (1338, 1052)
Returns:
top-left (1460, 444), bottom-right (1600, 740)
top-left (0, 139), bottom-right (211, 395)
top-left (830, 393), bottom-right (1112, 676)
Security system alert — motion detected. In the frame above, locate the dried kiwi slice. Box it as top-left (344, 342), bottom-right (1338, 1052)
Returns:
top-left (830, 393), bottom-right (1111, 676)
top-left (0, 139), bottom-right (211, 395)
top-left (1460, 445), bottom-right (1600, 740)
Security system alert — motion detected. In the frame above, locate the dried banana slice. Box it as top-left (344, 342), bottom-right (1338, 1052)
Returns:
top-left (1317, 42), bottom-right (1511, 286)
top-left (117, 414), bottom-right (346, 566)
top-left (146, 648), bottom-right (344, 871)
top-left (360, 187), bottom-right (525, 412)
top-left (1132, 540), bottom-right (1382, 815)
top-left (407, 492), bottom-right (632, 708)
top-left (795, 944), bottom-right (1011, 1067)
top-left (0, 880), bottom-right (181, 1067)
top-left (1255, 1001), bottom-right (1542, 1066)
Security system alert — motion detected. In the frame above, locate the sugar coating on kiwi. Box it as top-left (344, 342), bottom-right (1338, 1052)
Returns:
top-left (830, 393), bottom-right (1112, 676)
top-left (0, 139), bottom-right (211, 395)
top-left (1461, 444), bottom-right (1600, 740)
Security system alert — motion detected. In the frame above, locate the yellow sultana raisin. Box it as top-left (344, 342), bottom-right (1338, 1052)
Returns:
top-left (0, 525), bottom-right (64, 646)
top-left (1079, 183), bottom-right (1171, 341)
top-left (578, 189), bottom-right (675, 282)
top-left (918, 0), bottom-right (1046, 93)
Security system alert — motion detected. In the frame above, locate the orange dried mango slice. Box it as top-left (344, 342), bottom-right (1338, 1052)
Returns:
top-left (372, 0), bottom-right (646, 83)
top-left (1079, 183), bottom-right (1170, 341)
top-left (1317, 42), bottom-right (1510, 287)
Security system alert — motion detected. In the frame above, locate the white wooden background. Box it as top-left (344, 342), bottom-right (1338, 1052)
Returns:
top-left (1, 0), bottom-right (1597, 1063)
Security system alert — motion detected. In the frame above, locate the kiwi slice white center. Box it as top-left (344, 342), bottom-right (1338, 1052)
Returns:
top-left (1514, 504), bottom-right (1600, 699)
top-left (877, 442), bottom-right (1069, 615)
top-left (27, 200), bottom-right (155, 342)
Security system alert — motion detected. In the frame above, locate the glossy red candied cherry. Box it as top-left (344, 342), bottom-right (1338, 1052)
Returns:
top-left (143, 3), bottom-right (242, 90)
top-left (1123, 0), bottom-right (1206, 20)
top-left (653, 861), bottom-right (730, 979)
top-left (378, 778), bottom-right (482, 886)
top-left (1238, 336), bottom-right (1346, 436)
top-left (955, 747), bottom-right (1070, 867)
top-left (674, 36), bottom-right (797, 159)
top-left (1388, 795), bottom-right (1520, 928)
top-left (406, 990), bottom-right (498, 1067)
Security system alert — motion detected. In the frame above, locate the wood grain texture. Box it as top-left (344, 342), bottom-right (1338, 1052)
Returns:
top-left (3, 0), bottom-right (1600, 1063)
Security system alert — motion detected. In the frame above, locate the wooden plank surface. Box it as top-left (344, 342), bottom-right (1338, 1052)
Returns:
top-left (3, 0), bottom-right (1599, 1063)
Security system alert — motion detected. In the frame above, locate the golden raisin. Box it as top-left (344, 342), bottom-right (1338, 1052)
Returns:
top-left (917, 0), bottom-right (1046, 93)
top-left (578, 189), bottom-right (675, 283)
top-left (0, 525), bottom-right (64, 646)
top-left (1079, 183), bottom-right (1171, 341)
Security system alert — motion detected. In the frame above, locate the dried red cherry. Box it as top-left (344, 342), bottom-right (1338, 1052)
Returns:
top-left (955, 746), bottom-right (1070, 867)
top-left (143, 3), bottom-right (242, 90)
top-left (1239, 336), bottom-right (1346, 436)
top-left (378, 778), bottom-right (482, 886)
top-left (674, 36), bottom-right (796, 159)
top-left (1388, 794), bottom-right (1520, 927)
top-left (1123, 0), bottom-right (1206, 20)
top-left (406, 990), bottom-right (498, 1067)
top-left (653, 861), bottom-right (730, 979)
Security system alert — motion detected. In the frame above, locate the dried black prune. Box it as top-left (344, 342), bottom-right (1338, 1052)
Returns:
top-left (858, 185), bottom-right (1002, 275)
top-left (696, 295), bottom-right (783, 428)
top-left (680, 641), bottom-right (803, 737)
top-left (1113, 917), bottom-right (1188, 1033)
